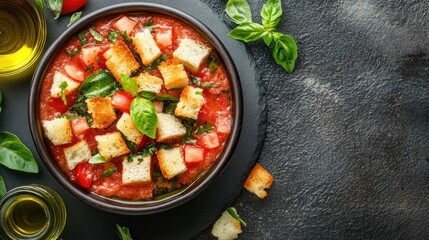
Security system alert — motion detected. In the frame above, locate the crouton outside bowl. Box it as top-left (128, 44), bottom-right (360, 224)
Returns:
top-left (29, 3), bottom-right (242, 215)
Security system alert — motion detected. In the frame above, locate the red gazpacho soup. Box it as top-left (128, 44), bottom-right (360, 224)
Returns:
top-left (39, 14), bottom-right (233, 200)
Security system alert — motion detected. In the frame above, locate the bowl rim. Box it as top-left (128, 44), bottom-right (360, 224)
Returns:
top-left (29, 2), bottom-right (243, 215)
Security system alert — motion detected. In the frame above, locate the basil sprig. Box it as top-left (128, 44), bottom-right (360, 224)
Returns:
top-left (226, 0), bottom-right (298, 73)
top-left (0, 132), bottom-right (39, 173)
top-left (116, 224), bottom-right (133, 240)
top-left (67, 11), bottom-right (82, 27)
top-left (130, 97), bottom-right (158, 139)
top-left (47, 0), bottom-right (62, 19)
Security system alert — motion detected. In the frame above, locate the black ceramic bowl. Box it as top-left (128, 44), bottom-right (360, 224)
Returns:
top-left (29, 3), bottom-right (242, 215)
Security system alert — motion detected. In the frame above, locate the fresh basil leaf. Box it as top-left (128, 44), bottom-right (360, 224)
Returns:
top-left (228, 22), bottom-right (266, 42)
top-left (71, 96), bottom-right (93, 125)
top-left (88, 154), bottom-right (108, 164)
top-left (139, 91), bottom-right (156, 100)
top-left (59, 81), bottom-right (68, 105)
top-left (261, 0), bottom-right (282, 29)
top-left (102, 166), bottom-right (117, 177)
top-left (140, 142), bottom-right (157, 157)
top-left (272, 34), bottom-right (298, 73)
top-left (35, 0), bottom-right (44, 10)
top-left (130, 97), bottom-right (158, 139)
top-left (155, 94), bottom-right (179, 102)
top-left (108, 31), bottom-right (119, 43)
top-left (0, 89), bottom-right (3, 115)
top-left (225, 0), bottom-right (253, 24)
top-left (0, 132), bottom-right (38, 173)
top-left (80, 70), bottom-right (118, 98)
top-left (196, 123), bottom-right (215, 135)
top-left (119, 31), bottom-right (132, 42)
top-left (163, 102), bottom-right (177, 114)
top-left (0, 175), bottom-right (6, 198)
top-left (89, 27), bottom-right (104, 42)
top-left (158, 143), bottom-right (172, 150)
top-left (65, 48), bottom-right (81, 57)
top-left (262, 31), bottom-right (282, 48)
top-left (48, 0), bottom-right (62, 19)
top-left (120, 74), bottom-right (139, 97)
top-left (143, 21), bottom-right (155, 33)
top-left (207, 55), bottom-right (220, 74)
top-left (116, 224), bottom-right (133, 240)
top-left (226, 207), bottom-right (247, 227)
top-left (78, 32), bottom-right (87, 46)
top-left (190, 76), bottom-right (219, 89)
top-left (67, 11), bottom-right (82, 27)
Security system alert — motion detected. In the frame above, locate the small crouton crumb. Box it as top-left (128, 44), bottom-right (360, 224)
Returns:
top-left (133, 72), bottom-right (163, 94)
top-left (173, 38), bottom-right (211, 73)
top-left (156, 113), bottom-right (186, 143)
top-left (50, 71), bottom-right (80, 98)
top-left (116, 113), bottom-right (143, 144)
top-left (86, 97), bottom-right (116, 129)
top-left (132, 28), bottom-right (162, 66)
top-left (42, 118), bottom-right (73, 145)
top-left (175, 85), bottom-right (205, 120)
top-left (244, 163), bottom-right (273, 199)
top-left (158, 62), bottom-right (188, 90)
top-left (95, 132), bottom-right (130, 160)
top-left (63, 141), bottom-right (92, 170)
top-left (103, 40), bottom-right (140, 82)
top-left (122, 155), bottom-right (152, 185)
top-left (156, 147), bottom-right (187, 179)
top-left (211, 208), bottom-right (242, 240)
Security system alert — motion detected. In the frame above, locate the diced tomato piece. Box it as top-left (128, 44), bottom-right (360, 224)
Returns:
top-left (75, 162), bottom-right (94, 189)
top-left (134, 136), bottom-right (149, 152)
top-left (199, 132), bottom-right (220, 149)
top-left (112, 91), bottom-right (134, 113)
top-left (216, 111), bottom-right (231, 135)
top-left (79, 46), bottom-right (101, 66)
top-left (62, 0), bottom-right (87, 14)
top-left (184, 145), bottom-right (204, 164)
top-left (71, 118), bottom-right (89, 138)
top-left (64, 63), bottom-right (85, 82)
top-left (154, 28), bottom-right (172, 50)
top-left (50, 94), bottom-right (76, 113)
top-left (112, 16), bottom-right (137, 34)
top-left (152, 100), bottom-right (164, 113)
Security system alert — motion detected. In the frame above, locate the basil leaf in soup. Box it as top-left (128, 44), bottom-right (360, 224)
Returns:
top-left (120, 74), bottom-right (139, 97)
top-left (130, 97), bottom-right (158, 139)
top-left (0, 132), bottom-right (39, 173)
top-left (79, 70), bottom-right (118, 98)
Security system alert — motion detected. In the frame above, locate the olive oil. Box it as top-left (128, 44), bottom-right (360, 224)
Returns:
top-left (0, 0), bottom-right (47, 81)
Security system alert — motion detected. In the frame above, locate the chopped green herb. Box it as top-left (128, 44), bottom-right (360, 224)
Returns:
top-left (195, 91), bottom-right (203, 95)
top-left (108, 31), bottom-right (119, 43)
top-left (0, 175), bottom-right (6, 198)
top-left (181, 118), bottom-right (198, 142)
top-left (196, 123), bottom-right (215, 135)
top-left (158, 143), bottom-right (173, 150)
top-left (67, 11), bottom-right (82, 27)
top-left (140, 142), bottom-right (157, 157)
top-left (116, 224), bottom-right (133, 240)
top-left (47, 0), bottom-right (62, 19)
top-left (139, 91), bottom-right (156, 100)
top-left (155, 94), bottom-right (179, 102)
top-left (142, 54), bottom-right (167, 71)
top-left (71, 95), bottom-right (93, 125)
top-left (65, 48), bottom-right (81, 57)
top-left (102, 166), bottom-right (118, 177)
top-left (226, 207), bottom-right (247, 227)
top-left (88, 154), bottom-right (107, 164)
top-left (163, 102), bottom-right (177, 114)
top-left (59, 81), bottom-right (68, 105)
top-left (190, 76), bottom-right (219, 88)
top-left (89, 27), bottom-right (104, 42)
top-left (207, 54), bottom-right (220, 74)
top-left (84, 65), bottom-right (94, 72)
top-left (143, 20), bottom-right (155, 32)
top-left (78, 32), bottom-right (87, 46)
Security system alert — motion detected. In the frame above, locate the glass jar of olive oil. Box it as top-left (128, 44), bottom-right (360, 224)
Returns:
top-left (0, 184), bottom-right (67, 240)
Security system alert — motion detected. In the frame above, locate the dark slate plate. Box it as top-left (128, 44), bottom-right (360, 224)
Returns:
top-left (0, 0), bottom-right (266, 239)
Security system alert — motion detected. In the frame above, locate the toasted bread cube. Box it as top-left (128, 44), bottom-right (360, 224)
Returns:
top-left (63, 141), bottom-right (92, 170)
top-left (158, 63), bottom-right (188, 89)
top-left (173, 38), bottom-right (211, 73)
top-left (133, 72), bottom-right (163, 94)
top-left (86, 97), bottom-right (116, 129)
top-left (211, 208), bottom-right (242, 240)
top-left (156, 147), bottom-right (187, 179)
top-left (42, 118), bottom-right (73, 145)
top-left (95, 132), bottom-right (130, 160)
top-left (50, 71), bottom-right (80, 98)
top-left (175, 85), bottom-right (205, 119)
top-left (122, 155), bottom-right (152, 185)
top-left (132, 28), bottom-right (162, 66)
top-left (116, 113), bottom-right (143, 144)
top-left (104, 41), bottom-right (140, 81)
top-left (244, 163), bottom-right (274, 199)
top-left (156, 113), bottom-right (186, 142)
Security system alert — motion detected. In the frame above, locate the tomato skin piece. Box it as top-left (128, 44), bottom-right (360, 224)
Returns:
top-left (71, 118), bottom-right (89, 138)
top-left (50, 94), bottom-right (76, 113)
top-left (184, 144), bottom-right (204, 164)
top-left (75, 162), bottom-right (94, 189)
top-left (64, 63), bottom-right (85, 82)
top-left (61, 0), bottom-right (87, 14)
top-left (112, 91), bottom-right (134, 113)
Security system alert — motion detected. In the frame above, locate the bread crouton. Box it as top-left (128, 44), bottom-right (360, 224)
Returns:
top-left (42, 118), bottom-right (73, 145)
top-left (211, 208), bottom-right (242, 240)
top-left (122, 155), bottom-right (152, 185)
top-left (50, 71), bottom-right (80, 98)
top-left (103, 41), bottom-right (140, 81)
top-left (132, 28), bottom-right (162, 66)
top-left (116, 113), bottom-right (143, 144)
top-left (133, 72), bottom-right (163, 94)
top-left (95, 132), bottom-right (130, 160)
top-left (156, 113), bottom-right (186, 143)
top-left (158, 63), bottom-right (188, 89)
top-left (175, 85), bottom-right (205, 119)
top-left (86, 97), bottom-right (116, 129)
top-left (63, 141), bottom-right (92, 170)
top-left (173, 38), bottom-right (211, 73)
top-left (244, 163), bottom-right (273, 199)
top-left (156, 147), bottom-right (187, 179)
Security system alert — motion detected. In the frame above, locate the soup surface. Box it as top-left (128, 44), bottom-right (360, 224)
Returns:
top-left (39, 14), bottom-right (232, 200)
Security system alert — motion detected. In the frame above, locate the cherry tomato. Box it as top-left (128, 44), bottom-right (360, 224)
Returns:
top-left (75, 162), bottom-right (94, 189)
top-left (50, 94), bottom-right (76, 113)
top-left (61, 0), bottom-right (87, 14)
top-left (112, 91), bottom-right (134, 113)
